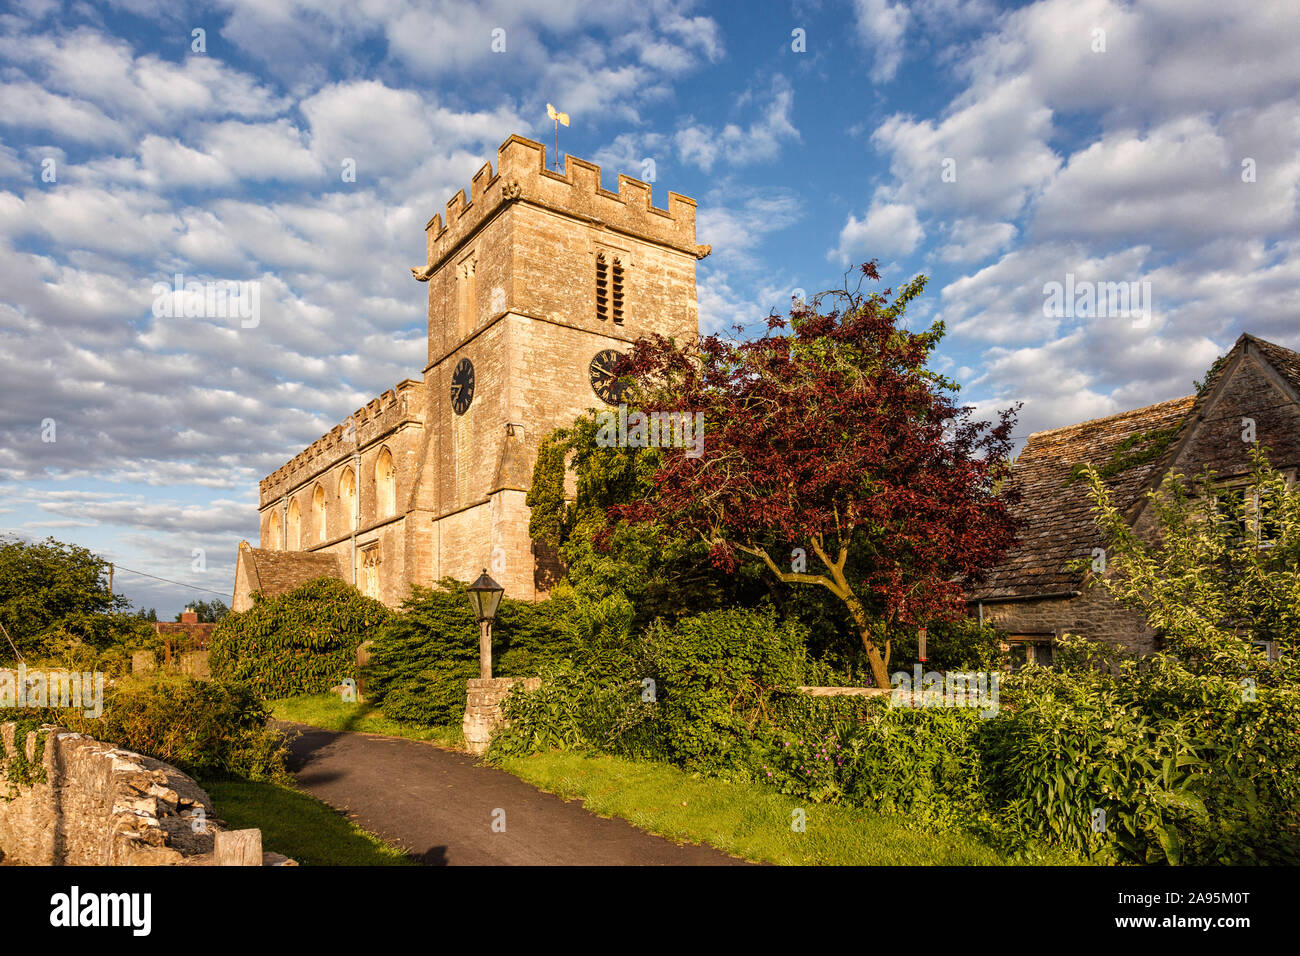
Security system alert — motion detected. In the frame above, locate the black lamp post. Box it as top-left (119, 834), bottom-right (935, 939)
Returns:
top-left (466, 569), bottom-right (504, 680)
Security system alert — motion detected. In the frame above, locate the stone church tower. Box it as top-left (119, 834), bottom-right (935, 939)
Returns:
top-left (234, 134), bottom-right (710, 610)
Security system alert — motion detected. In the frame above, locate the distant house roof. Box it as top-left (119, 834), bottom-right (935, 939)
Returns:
top-left (153, 622), bottom-right (216, 638)
top-left (237, 544), bottom-right (346, 601)
top-left (968, 332), bottom-right (1300, 602)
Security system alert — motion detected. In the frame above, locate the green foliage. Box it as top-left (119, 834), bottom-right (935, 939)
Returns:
top-left (887, 617), bottom-right (1007, 672)
top-left (766, 695), bottom-right (989, 830)
top-left (1, 676), bottom-right (288, 784)
top-left (641, 606), bottom-right (808, 773)
top-left (490, 658), bottom-right (661, 758)
top-left (209, 578), bottom-right (390, 699)
top-left (78, 676), bottom-right (289, 781)
top-left (0, 717), bottom-right (50, 798)
top-left (1078, 446), bottom-right (1300, 665)
top-left (1194, 353), bottom-right (1229, 395)
top-left (1066, 427), bottom-right (1180, 485)
top-left (363, 581), bottom-right (574, 727)
top-left (0, 536), bottom-right (144, 660)
top-left (526, 413), bottom-right (768, 632)
top-left (973, 636), bottom-right (1300, 864)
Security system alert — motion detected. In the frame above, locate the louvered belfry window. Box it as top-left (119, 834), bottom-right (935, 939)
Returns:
top-left (611, 256), bottom-right (625, 324)
top-left (596, 252), bottom-right (609, 321)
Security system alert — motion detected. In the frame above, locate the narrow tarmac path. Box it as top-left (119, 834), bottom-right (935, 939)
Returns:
top-left (279, 721), bottom-right (749, 866)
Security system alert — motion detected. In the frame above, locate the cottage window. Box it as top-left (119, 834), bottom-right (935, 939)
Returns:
top-left (1002, 634), bottom-right (1054, 670)
top-left (1213, 476), bottom-right (1287, 547)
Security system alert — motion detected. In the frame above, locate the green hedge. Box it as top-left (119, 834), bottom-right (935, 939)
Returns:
top-left (2, 675), bottom-right (288, 782)
top-left (490, 607), bottom-right (1300, 864)
top-left (363, 582), bottom-right (574, 727)
top-left (641, 606), bottom-right (807, 773)
top-left (209, 578), bottom-right (390, 699)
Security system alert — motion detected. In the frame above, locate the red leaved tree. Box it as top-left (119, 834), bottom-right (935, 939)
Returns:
top-left (609, 263), bottom-right (1020, 688)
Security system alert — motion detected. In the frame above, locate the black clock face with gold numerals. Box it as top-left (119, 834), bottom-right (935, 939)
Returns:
top-left (450, 357), bottom-right (475, 415)
top-left (589, 349), bottom-right (627, 405)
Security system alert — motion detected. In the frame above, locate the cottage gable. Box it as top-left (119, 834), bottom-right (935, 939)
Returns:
top-left (969, 332), bottom-right (1300, 652)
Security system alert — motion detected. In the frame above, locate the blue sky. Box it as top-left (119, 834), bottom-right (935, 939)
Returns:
top-left (1, 0), bottom-right (1298, 615)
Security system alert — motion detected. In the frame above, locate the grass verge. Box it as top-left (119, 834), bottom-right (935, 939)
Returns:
top-left (270, 694), bottom-right (464, 749)
top-left (204, 779), bottom-right (414, 866)
top-left (497, 751), bottom-right (1085, 866)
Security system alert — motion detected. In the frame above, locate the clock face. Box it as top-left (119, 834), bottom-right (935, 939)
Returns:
top-left (589, 349), bottom-right (627, 405)
top-left (450, 357), bottom-right (475, 415)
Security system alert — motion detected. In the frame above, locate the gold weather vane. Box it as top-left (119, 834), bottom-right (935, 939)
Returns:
top-left (547, 103), bottom-right (569, 171)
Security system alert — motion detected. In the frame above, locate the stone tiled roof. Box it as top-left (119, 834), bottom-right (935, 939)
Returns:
top-left (241, 546), bottom-right (346, 599)
top-left (968, 395), bottom-right (1197, 601)
top-left (969, 332), bottom-right (1300, 601)
top-left (1246, 334), bottom-right (1300, 398)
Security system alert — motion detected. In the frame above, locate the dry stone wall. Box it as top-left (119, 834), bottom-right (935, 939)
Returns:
top-left (0, 722), bottom-right (292, 866)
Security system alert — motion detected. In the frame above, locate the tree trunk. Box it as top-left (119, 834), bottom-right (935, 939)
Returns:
top-left (843, 593), bottom-right (892, 688)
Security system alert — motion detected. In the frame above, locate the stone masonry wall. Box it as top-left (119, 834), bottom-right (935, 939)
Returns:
top-left (0, 723), bottom-right (291, 866)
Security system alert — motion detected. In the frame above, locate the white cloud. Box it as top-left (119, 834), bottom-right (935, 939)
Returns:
top-left (675, 76), bottom-right (799, 171)
top-left (833, 199), bottom-right (925, 264)
top-left (852, 0), bottom-right (910, 83)
top-left (939, 218), bottom-right (1017, 263)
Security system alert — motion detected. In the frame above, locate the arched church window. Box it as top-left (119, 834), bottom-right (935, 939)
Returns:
top-left (268, 510), bottom-right (282, 551)
top-left (287, 498), bottom-right (301, 550)
top-left (313, 484), bottom-right (327, 542)
top-left (339, 467), bottom-right (357, 533)
top-left (375, 447), bottom-right (396, 518)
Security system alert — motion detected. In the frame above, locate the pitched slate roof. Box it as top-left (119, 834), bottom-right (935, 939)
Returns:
top-left (968, 332), bottom-right (1300, 602)
top-left (968, 396), bottom-right (1197, 601)
top-left (1246, 334), bottom-right (1300, 397)
top-left (239, 545), bottom-right (346, 600)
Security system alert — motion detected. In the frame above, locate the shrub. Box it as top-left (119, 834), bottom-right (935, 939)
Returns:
top-left (363, 582), bottom-right (574, 727)
top-left (4, 676), bottom-right (289, 782)
top-left (84, 676), bottom-right (288, 781)
top-left (766, 694), bottom-right (990, 829)
top-left (489, 659), bottom-right (662, 759)
top-left (209, 578), bottom-right (390, 699)
top-left (641, 606), bottom-right (808, 773)
top-left (978, 642), bottom-right (1300, 864)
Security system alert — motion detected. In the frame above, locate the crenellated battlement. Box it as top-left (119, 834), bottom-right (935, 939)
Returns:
top-left (258, 378), bottom-right (424, 506)
top-left (411, 134), bottom-right (706, 282)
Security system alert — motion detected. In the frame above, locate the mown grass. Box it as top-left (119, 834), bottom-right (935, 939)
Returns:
top-left (270, 693), bottom-right (464, 749)
top-left (498, 751), bottom-right (1085, 866)
top-left (203, 779), bottom-right (414, 866)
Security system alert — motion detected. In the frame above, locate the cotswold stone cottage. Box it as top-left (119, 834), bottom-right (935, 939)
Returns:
top-left (233, 134), bottom-right (709, 612)
top-left (968, 333), bottom-right (1300, 662)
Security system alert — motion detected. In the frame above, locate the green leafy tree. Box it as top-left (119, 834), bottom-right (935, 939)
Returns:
top-left (209, 578), bottom-right (391, 698)
top-left (1078, 445), bottom-right (1299, 673)
top-left (527, 412), bottom-right (768, 631)
top-left (0, 536), bottom-right (144, 659)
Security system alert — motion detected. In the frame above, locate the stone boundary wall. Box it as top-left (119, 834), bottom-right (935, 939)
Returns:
top-left (796, 686), bottom-right (891, 697)
top-left (463, 677), bottom-right (541, 755)
top-left (0, 722), bottom-right (293, 866)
